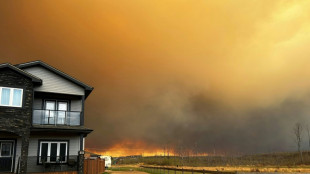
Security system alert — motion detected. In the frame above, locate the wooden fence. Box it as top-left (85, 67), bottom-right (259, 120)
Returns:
top-left (140, 166), bottom-right (236, 174)
top-left (84, 158), bottom-right (105, 174)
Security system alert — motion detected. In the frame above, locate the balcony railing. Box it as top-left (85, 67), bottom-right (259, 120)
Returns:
top-left (33, 109), bottom-right (81, 126)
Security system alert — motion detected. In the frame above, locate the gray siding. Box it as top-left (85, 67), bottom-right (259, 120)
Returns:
top-left (71, 100), bottom-right (82, 111)
top-left (27, 156), bottom-right (77, 173)
top-left (33, 98), bottom-right (42, 110)
top-left (23, 66), bottom-right (85, 96)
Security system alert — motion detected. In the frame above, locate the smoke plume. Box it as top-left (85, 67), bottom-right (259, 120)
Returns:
top-left (1, 0), bottom-right (310, 155)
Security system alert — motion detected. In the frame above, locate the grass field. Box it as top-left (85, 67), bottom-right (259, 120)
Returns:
top-left (114, 151), bottom-right (310, 167)
top-left (108, 165), bottom-right (310, 173)
top-left (109, 167), bottom-right (198, 174)
top-left (107, 152), bottom-right (310, 173)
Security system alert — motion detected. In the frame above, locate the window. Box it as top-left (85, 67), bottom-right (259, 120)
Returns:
top-left (43, 100), bottom-right (68, 125)
top-left (0, 87), bottom-right (23, 107)
top-left (0, 142), bottom-right (12, 157)
top-left (39, 141), bottom-right (68, 163)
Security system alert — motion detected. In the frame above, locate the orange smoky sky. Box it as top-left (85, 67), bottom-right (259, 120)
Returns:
top-left (1, 0), bottom-right (310, 156)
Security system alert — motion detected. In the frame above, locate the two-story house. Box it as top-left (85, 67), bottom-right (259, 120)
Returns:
top-left (0, 61), bottom-right (93, 174)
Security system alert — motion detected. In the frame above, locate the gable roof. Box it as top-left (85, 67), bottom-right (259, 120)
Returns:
top-left (16, 60), bottom-right (94, 98)
top-left (0, 63), bottom-right (42, 85)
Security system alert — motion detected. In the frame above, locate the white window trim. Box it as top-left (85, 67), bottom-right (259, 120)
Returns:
top-left (39, 141), bottom-right (68, 163)
top-left (0, 87), bottom-right (23, 107)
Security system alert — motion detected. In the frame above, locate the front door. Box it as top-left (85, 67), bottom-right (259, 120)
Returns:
top-left (0, 140), bottom-right (14, 172)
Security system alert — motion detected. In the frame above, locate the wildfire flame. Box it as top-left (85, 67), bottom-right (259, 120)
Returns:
top-left (85, 140), bottom-right (210, 157)
top-left (85, 140), bottom-right (171, 157)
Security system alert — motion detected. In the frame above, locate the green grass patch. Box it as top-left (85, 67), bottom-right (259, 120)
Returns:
top-left (110, 167), bottom-right (138, 171)
top-left (139, 168), bottom-right (195, 174)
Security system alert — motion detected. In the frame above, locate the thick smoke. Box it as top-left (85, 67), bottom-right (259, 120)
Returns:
top-left (85, 84), bottom-right (310, 155)
top-left (1, 0), bottom-right (310, 155)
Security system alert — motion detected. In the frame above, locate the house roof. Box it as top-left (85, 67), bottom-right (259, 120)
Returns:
top-left (0, 63), bottom-right (42, 85)
top-left (16, 60), bottom-right (94, 98)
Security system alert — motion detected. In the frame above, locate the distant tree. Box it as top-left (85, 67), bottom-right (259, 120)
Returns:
top-left (306, 125), bottom-right (310, 150)
top-left (167, 145), bottom-right (170, 157)
top-left (163, 145), bottom-right (166, 157)
top-left (293, 122), bottom-right (303, 163)
top-left (193, 142), bottom-right (198, 158)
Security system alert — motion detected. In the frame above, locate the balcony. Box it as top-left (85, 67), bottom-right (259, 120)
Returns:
top-left (33, 109), bottom-right (81, 126)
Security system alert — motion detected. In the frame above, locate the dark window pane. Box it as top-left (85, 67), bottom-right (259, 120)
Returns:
top-left (41, 143), bottom-right (48, 162)
top-left (50, 143), bottom-right (57, 162)
top-left (1, 143), bottom-right (11, 156)
top-left (60, 143), bottom-right (66, 161)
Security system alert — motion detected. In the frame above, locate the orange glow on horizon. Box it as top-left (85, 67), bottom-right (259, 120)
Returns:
top-left (85, 140), bottom-right (176, 157)
top-left (85, 140), bottom-right (212, 157)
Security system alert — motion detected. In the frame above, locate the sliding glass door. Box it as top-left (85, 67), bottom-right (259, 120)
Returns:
top-left (44, 100), bottom-right (68, 125)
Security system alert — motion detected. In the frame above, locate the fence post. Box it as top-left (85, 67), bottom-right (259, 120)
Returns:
top-left (203, 169), bottom-right (205, 174)
top-left (87, 158), bottom-right (90, 174)
top-left (182, 168), bottom-right (184, 174)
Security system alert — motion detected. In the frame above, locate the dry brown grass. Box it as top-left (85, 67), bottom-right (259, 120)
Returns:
top-left (114, 152), bottom-right (310, 173)
top-left (137, 165), bottom-right (310, 173)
